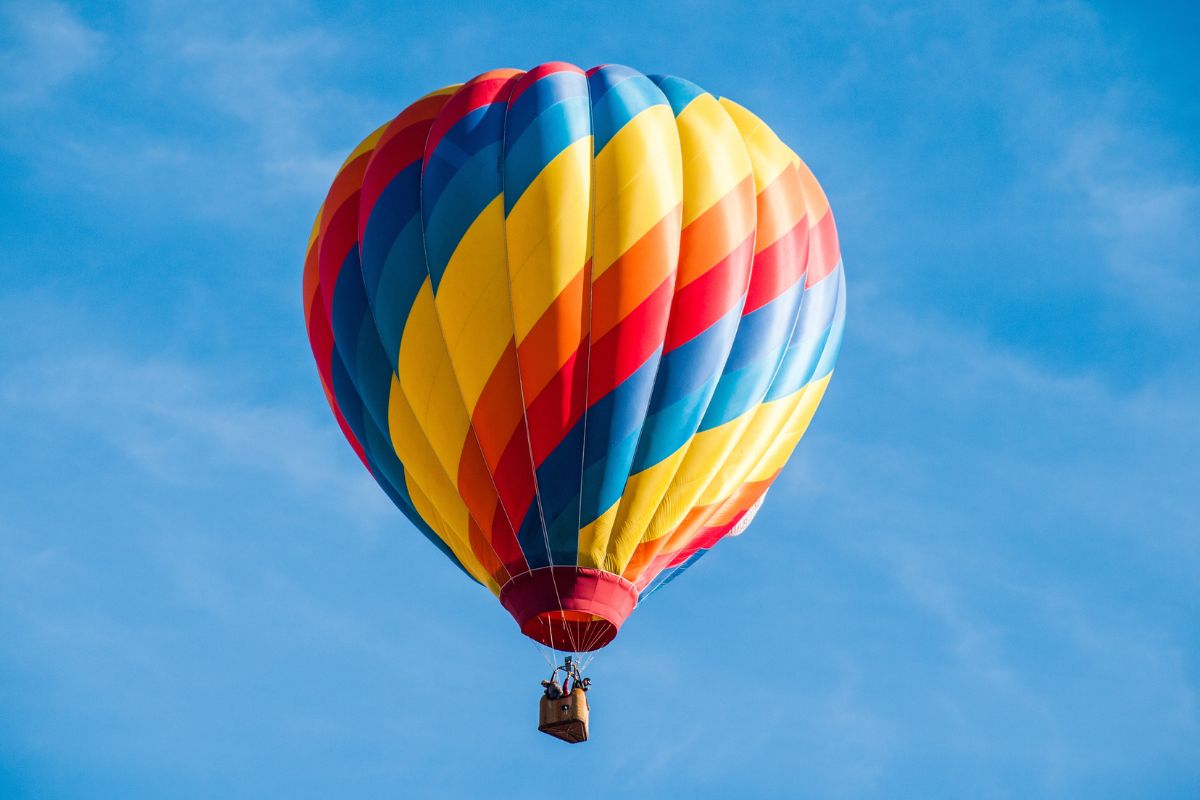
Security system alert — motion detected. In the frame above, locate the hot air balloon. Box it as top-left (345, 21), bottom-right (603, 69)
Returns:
top-left (302, 64), bottom-right (845, 734)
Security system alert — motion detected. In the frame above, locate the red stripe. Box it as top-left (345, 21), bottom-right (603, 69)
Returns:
top-left (471, 341), bottom-right (525, 470)
top-left (514, 265), bottom-right (589, 400)
top-left (742, 218), bottom-right (809, 315)
top-left (509, 61), bottom-right (583, 103)
top-left (306, 303), bottom-right (334, 387)
top-left (423, 70), bottom-right (521, 163)
top-left (358, 117), bottom-right (437, 240)
top-left (374, 92), bottom-right (447, 156)
top-left (316, 193), bottom-right (361, 318)
top-left (526, 339), bottom-right (589, 465)
top-left (590, 211), bottom-right (679, 339)
top-left (805, 210), bottom-right (841, 289)
top-left (305, 294), bottom-right (369, 470)
top-left (492, 418), bottom-right (538, 531)
top-left (318, 151), bottom-right (371, 241)
top-left (491, 503), bottom-right (525, 574)
top-left (586, 273), bottom-right (675, 405)
top-left (458, 436), bottom-right (526, 576)
top-left (302, 233), bottom-right (321, 318)
top-left (663, 232), bottom-right (755, 351)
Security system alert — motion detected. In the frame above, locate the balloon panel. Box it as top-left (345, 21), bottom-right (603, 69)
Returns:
top-left (304, 63), bottom-right (845, 649)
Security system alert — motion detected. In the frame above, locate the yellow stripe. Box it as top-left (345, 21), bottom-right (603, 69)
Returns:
top-left (396, 281), bottom-right (470, 475)
top-left (591, 104), bottom-right (683, 279)
top-left (504, 136), bottom-right (593, 342)
top-left (579, 503), bottom-right (620, 569)
top-left (602, 446), bottom-right (689, 570)
top-left (306, 214), bottom-right (322, 254)
top-left (384, 384), bottom-right (483, 578)
top-left (616, 408), bottom-right (759, 562)
top-left (594, 91), bottom-right (757, 569)
top-left (341, 121), bottom-right (389, 168)
top-left (432, 195), bottom-right (516, 411)
top-left (676, 95), bottom-right (754, 227)
top-left (718, 99), bottom-right (793, 203)
top-left (403, 468), bottom-right (498, 593)
top-left (578, 103), bottom-right (683, 562)
top-left (426, 84), bottom-right (463, 99)
top-left (392, 281), bottom-right (523, 592)
top-left (695, 394), bottom-right (802, 506)
top-left (386, 379), bottom-right (468, 536)
top-left (744, 374), bottom-right (831, 482)
top-left (602, 102), bottom-right (799, 571)
top-left (790, 152), bottom-right (831, 224)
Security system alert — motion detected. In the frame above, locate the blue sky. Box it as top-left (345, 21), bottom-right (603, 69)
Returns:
top-left (1, 1), bottom-right (1197, 797)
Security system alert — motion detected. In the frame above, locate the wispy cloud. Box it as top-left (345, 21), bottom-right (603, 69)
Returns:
top-left (0, 345), bottom-right (392, 525)
top-left (1053, 117), bottom-right (1200, 320)
top-left (0, 1), bottom-right (104, 106)
top-left (171, 27), bottom-right (356, 191)
top-left (774, 281), bottom-right (1199, 788)
top-left (2, 10), bottom-right (374, 224)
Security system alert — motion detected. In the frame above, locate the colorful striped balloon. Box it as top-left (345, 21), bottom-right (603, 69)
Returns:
top-left (303, 63), bottom-right (845, 653)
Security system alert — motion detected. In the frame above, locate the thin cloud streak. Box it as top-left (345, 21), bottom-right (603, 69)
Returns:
top-left (0, 1), bottom-right (104, 106)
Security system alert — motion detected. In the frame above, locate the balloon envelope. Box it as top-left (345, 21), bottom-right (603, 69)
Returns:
top-left (303, 63), bottom-right (845, 652)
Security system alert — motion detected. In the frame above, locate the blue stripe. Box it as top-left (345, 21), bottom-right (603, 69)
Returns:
top-left (700, 351), bottom-right (785, 430)
top-left (502, 95), bottom-right (591, 214)
top-left (515, 353), bottom-right (665, 543)
top-left (763, 267), bottom-right (841, 401)
top-left (369, 217), bottom-right (426, 370)
top-left (650, 300), bottom-right (744, 411)
top-left (641, 549), bottom-right (707, 600)
top-left (809, 269), bottom-right (846, 382)
top-left (422, 141), bottom-right (503, 290)
top-left (330, 245), bottom-right (394, 438)
top-left (421, 102), bottom-right (507, 213)
top-left (723, 280), bottom-right (804, 373)
top-left (588, 67), bottom-right (669, 153)
top-left (578, 353), bottom-right (663, 526)
top-left (330, 247), bottom-right (366, 379)
top-left (585, 64), bottom-right (641, 103)
top-left (649, 74), bottom-right (707, 116)
top-left (514, 421), bottom-right (586, 568)
top-left (630, 374), bottom-right (721, 473)
top-left (360, 161), bottom-right (422, 304)
top-left (504, 69), bottom-right (589, 153)
top-left (626, 302), bottom-right (745, 473)
top-left (330, 345), bottom-right (368, 451)
top-left (698, 282), bottom-right (805, 429)
top-left (329, 255), bottom-right (477, 582)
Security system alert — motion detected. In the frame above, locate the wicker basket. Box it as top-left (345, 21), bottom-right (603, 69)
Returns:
top-left (538, 687), bottom-right (590, 743)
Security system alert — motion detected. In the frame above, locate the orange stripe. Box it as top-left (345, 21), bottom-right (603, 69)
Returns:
top-left (515, 264), bottom-right (589, 401)
top-left (622, 474), bottom-right (774, 583)
top-left (470, 341), bottom-right (525, 470)
top-left (699, 473), bottom-right (776, 530)
top-left (752, 164), bottom-right (806, 254)
top-left (467, 518), bottom-right (507, 585)
top-left (806, 209), bottom-right (841, 288)
top-left (675, 174), bottom-right (756, 288)
top-left (456, 432), bottom-right (507, 541)
top-left (319, 152), bottom-right (372, 239)
top-left (590, 207), bottom-right (682, 339)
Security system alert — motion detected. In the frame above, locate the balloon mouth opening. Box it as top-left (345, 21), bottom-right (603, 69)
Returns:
top-left (498, 567), bottom-right (638, 652)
